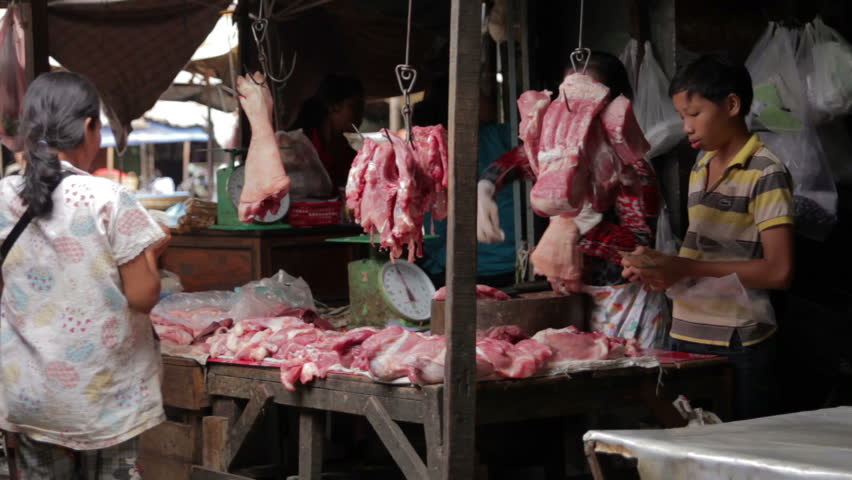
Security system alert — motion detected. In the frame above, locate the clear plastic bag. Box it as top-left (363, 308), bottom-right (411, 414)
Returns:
top-left (747, 23), bottom-right (839, 241)
top-left (668, 237), bottom-right (775, 325)
top-left (277, 129), bottom-right (334, 201)
top-left (150, 291), bottom-right (237, 337)
top-left (230, 269), bottom-right (316, 320)
top-left (654, 204), bottom-right (681, 256)
top-left (634, 41), bottom-right (683, 159)
top-left (619, 38), bottom-right (640, 94)
top-left (667, 274), bottom-right (775, 327)
top-left (800, 17), bottom-right (852, 123)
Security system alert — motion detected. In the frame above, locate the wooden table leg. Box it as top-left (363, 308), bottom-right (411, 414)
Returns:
top-left (584, 441), bottom-right (606, 480)
top-left (299, 409), bottom-right (324, 480)
top-left (424, 389), bottom-right (444, 480)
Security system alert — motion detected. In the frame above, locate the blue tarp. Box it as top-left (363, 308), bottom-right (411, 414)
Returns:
top-left (100, 120), bottom-right (209, 148)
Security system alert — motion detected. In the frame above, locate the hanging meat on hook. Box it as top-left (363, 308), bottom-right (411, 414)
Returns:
top-left (236, 72), bottom-right (292, 223)
top-left (0, 5), bottom-right (26, 152)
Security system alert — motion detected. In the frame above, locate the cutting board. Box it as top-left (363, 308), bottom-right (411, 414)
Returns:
top-left (430, 291), bottom-right (588, 335)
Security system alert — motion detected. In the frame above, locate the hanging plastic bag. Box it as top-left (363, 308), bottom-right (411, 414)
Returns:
top-left (654, 203), bottom-right (681, 256)
top-left (277, 129), bottom-right (334, 201)
top-left (634, 41), bottom-right (683, 159)
top-left (799, 16), bottom-right (852, 123)
top-left (619, 38), bottom-right (640, 94)
top-left (746, 24), bottom-right (839, 241)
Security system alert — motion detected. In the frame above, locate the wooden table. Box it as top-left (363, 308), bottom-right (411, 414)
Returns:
top-left (160, 225), bottom-right (364, 303)
top-left (195, 357), bottom-right (732, 480)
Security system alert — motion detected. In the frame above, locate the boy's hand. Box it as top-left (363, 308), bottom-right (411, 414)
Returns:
top-left (621, 246), bottom-right (686, 291)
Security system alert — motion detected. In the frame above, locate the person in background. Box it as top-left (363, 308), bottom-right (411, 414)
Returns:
top-left (291, 72), bottom-right (366, 192)
top-left (417, 72), bottom-right (517, 288)
top-left (477, 52), bottom-right (670, 348)
top-left (0, 72), bottom-right (170, 478)
top-left (623, 55), bottom-right (795, 420)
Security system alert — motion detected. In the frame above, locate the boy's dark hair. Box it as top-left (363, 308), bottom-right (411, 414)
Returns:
top-left (564, 51), bottom-right (634, 101)
top-left (668, 54), bottom-right (753, 117)
top-left (21, 71), bottom-right (101, 218)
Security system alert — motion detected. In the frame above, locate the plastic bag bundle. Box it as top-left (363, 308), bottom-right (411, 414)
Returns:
top-left (746, 23), bottom-right (838, 241)
top-left (277, 129), bottom-right (334, 201)
top-left (634, 41), bottom-right (683, 159)
top-left (799, 16), bottom-right (852, 123)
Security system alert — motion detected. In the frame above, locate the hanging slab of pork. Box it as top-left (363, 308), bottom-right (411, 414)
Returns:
top-left (236, 73), bottom-right (292, 223)
top-left (530, 74), bottom-right (609, 217)
top-left (517, 89), bottom-right (552, 176)
top-left (599, 94), bottom-right (650, 165)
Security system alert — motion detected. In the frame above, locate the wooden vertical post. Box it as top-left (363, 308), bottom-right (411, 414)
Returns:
top-left (443, 1), bottom-right (481, 479)
top-left (182, 140), bottom-right (191, 187)
top-left (20, 0), bottom-right (50, 83)
top-left (107, 146), bottom-right (115, 171)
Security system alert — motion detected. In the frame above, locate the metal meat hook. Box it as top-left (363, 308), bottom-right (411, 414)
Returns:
top-left (247, 0), bottom-right (298, 85)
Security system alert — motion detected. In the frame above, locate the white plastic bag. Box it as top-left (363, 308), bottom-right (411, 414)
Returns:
top-left (634, 41), bottom-right (683, 159)
top-left (747, 23), bottom-right (838, 241)
top-left (800, 17), bottom-right (852, 123)
top-left (277, 129), bottom-right (333, 201)
top-left (654, 203), bottom-right (681, 256)
top-left (619, 38), bottom-right (640, 94)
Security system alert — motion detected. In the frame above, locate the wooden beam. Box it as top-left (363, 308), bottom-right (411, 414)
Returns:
top-left (364, 397), bottom-right (429, 480)
top-left (443, 1), bottom-right (481, 479)
top-left (226, 383), bottom-right (274, 468)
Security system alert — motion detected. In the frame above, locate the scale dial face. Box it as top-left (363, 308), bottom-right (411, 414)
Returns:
top-left (380, 260), bottom-right (435, 321)
top-left (226, 165), bottom-right (289, 222)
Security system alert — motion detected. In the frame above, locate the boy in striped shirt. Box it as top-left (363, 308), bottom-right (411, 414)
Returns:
top-left (622, 55), bottom-right (794, 420)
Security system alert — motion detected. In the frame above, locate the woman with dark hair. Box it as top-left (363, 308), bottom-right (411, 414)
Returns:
top-left (477, 51), bottom-right (669, 348)
top-left (0, 72), bottom-right (169, 478)
top-left (291, 72), bottom-right (366, 190)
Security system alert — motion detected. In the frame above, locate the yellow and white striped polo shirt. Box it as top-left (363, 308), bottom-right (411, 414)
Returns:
top-left (671, 134), bottom-right (794, 346)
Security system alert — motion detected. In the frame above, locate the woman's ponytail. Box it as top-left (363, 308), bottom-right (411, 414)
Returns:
top-left (18, 72), bottom-right (101, 218)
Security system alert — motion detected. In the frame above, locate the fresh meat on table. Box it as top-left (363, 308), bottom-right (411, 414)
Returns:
top-left (532, 326), bottom-right (639, 370)
top-left (153, 324), bottom-right (195, 346)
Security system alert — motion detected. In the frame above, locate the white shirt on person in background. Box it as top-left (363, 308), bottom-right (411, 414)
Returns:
top-left (0, 161), bottom-right (166, 450)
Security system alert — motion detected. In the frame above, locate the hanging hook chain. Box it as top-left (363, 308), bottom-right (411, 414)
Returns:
top-left (395, 0), bottom-right (417, 146)
top-left (248, 0), bottom-right (297, 85)
top-left (569, 0), bottom-right (590, 74)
